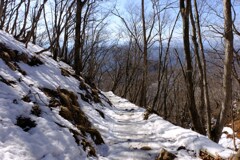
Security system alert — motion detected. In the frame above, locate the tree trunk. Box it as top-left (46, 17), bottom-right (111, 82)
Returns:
top-left (25, 0), bottom-right (48, 47)
top-left (211, 0), bottom-right (233, 142)
top-left (74, 0), bottom-right (87, 75)
top-left (0, 0), bottom-right (4, 19)
top-left (0, 0), bottom-right (8, 29)
top-left (189, 2), bottom-right (205, 128)
top-left (17, 0), bottom-right (31, 39)
top-left (193, 0), bottom-right (212, 139)
top-left (180, 0), bottom-right (205, 135)
top-left (140, 0), bottom-right (148, 108)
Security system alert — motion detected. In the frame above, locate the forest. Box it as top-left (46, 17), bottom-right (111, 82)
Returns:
top-left (0, 0), bottom-right (240, 157)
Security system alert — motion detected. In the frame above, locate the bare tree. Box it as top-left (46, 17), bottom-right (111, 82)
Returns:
top-left (179, 0), bottom-right (205, 135)
top-left (192, 0), bottom-right (212, 138)
top-left (150, 0), bottom-right (179, 119)
top-left (139, 0), bottom-right (148, 107)
top-left (210, 0), bottom-right (233, 142)
top-left (25, 0), bottom-right (48, 47)
top-left (189, 0), bottom-right (205, 127)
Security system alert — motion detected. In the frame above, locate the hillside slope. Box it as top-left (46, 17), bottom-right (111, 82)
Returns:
top-left (0, 30), bottom-right (236, 160)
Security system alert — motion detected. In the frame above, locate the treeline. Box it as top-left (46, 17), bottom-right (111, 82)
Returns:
top-left (0, 0), bottom-right (240, 145)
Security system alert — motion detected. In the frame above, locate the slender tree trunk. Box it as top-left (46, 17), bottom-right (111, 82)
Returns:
top-left (180, 0), bottom-right (205, 135)
top-left (17, 0), bottom-right (31, 39)
top-left (25, 0), bottom-right (48, 47)
top-left (11, 0), bottom-right (24, 35)
top-left (62, 23), bottom-right (69, 62)
top-left (140, 0), bottom-right (148, 108)
top-left (0, 0), bottom-right (8, 29)
top-left (211, 0), bottom-right (233, 142)
top-left (74, 2), bottom-right (81, 75)
top-left (74, 1), bottom-right (87, 75)
top-left (0, 0), bottom-right (4, 19)
top-left (193, 0), bottom-right (212, 138)
top-left (189, 1), bottom-right (205, 129)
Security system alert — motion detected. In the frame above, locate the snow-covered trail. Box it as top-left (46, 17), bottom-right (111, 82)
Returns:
top-left (82, 91), bottom-right (235, 160)
top-left (98, 92), bottom-right (166, 160)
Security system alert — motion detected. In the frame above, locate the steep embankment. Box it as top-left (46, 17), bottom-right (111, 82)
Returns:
top-left (0, 30), bottom-right (107, 160)
top-left (0, 30), bottom-right (237, 160)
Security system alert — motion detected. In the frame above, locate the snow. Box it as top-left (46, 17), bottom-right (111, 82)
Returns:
top-left (219, 127), bottom-right (240, 150)
top-left (85, 91), bottom-right (235, 159)
top-left (0, 29), bottom-right (238, 159)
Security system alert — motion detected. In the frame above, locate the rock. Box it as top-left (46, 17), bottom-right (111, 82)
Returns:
top-left (140, 146), bottom-right (152, 150)
top-left (156, 149), bottom-right (176, 160)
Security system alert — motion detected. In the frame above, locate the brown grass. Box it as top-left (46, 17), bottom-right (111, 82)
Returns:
top-left (42, 87), bottom-right (105, 147)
